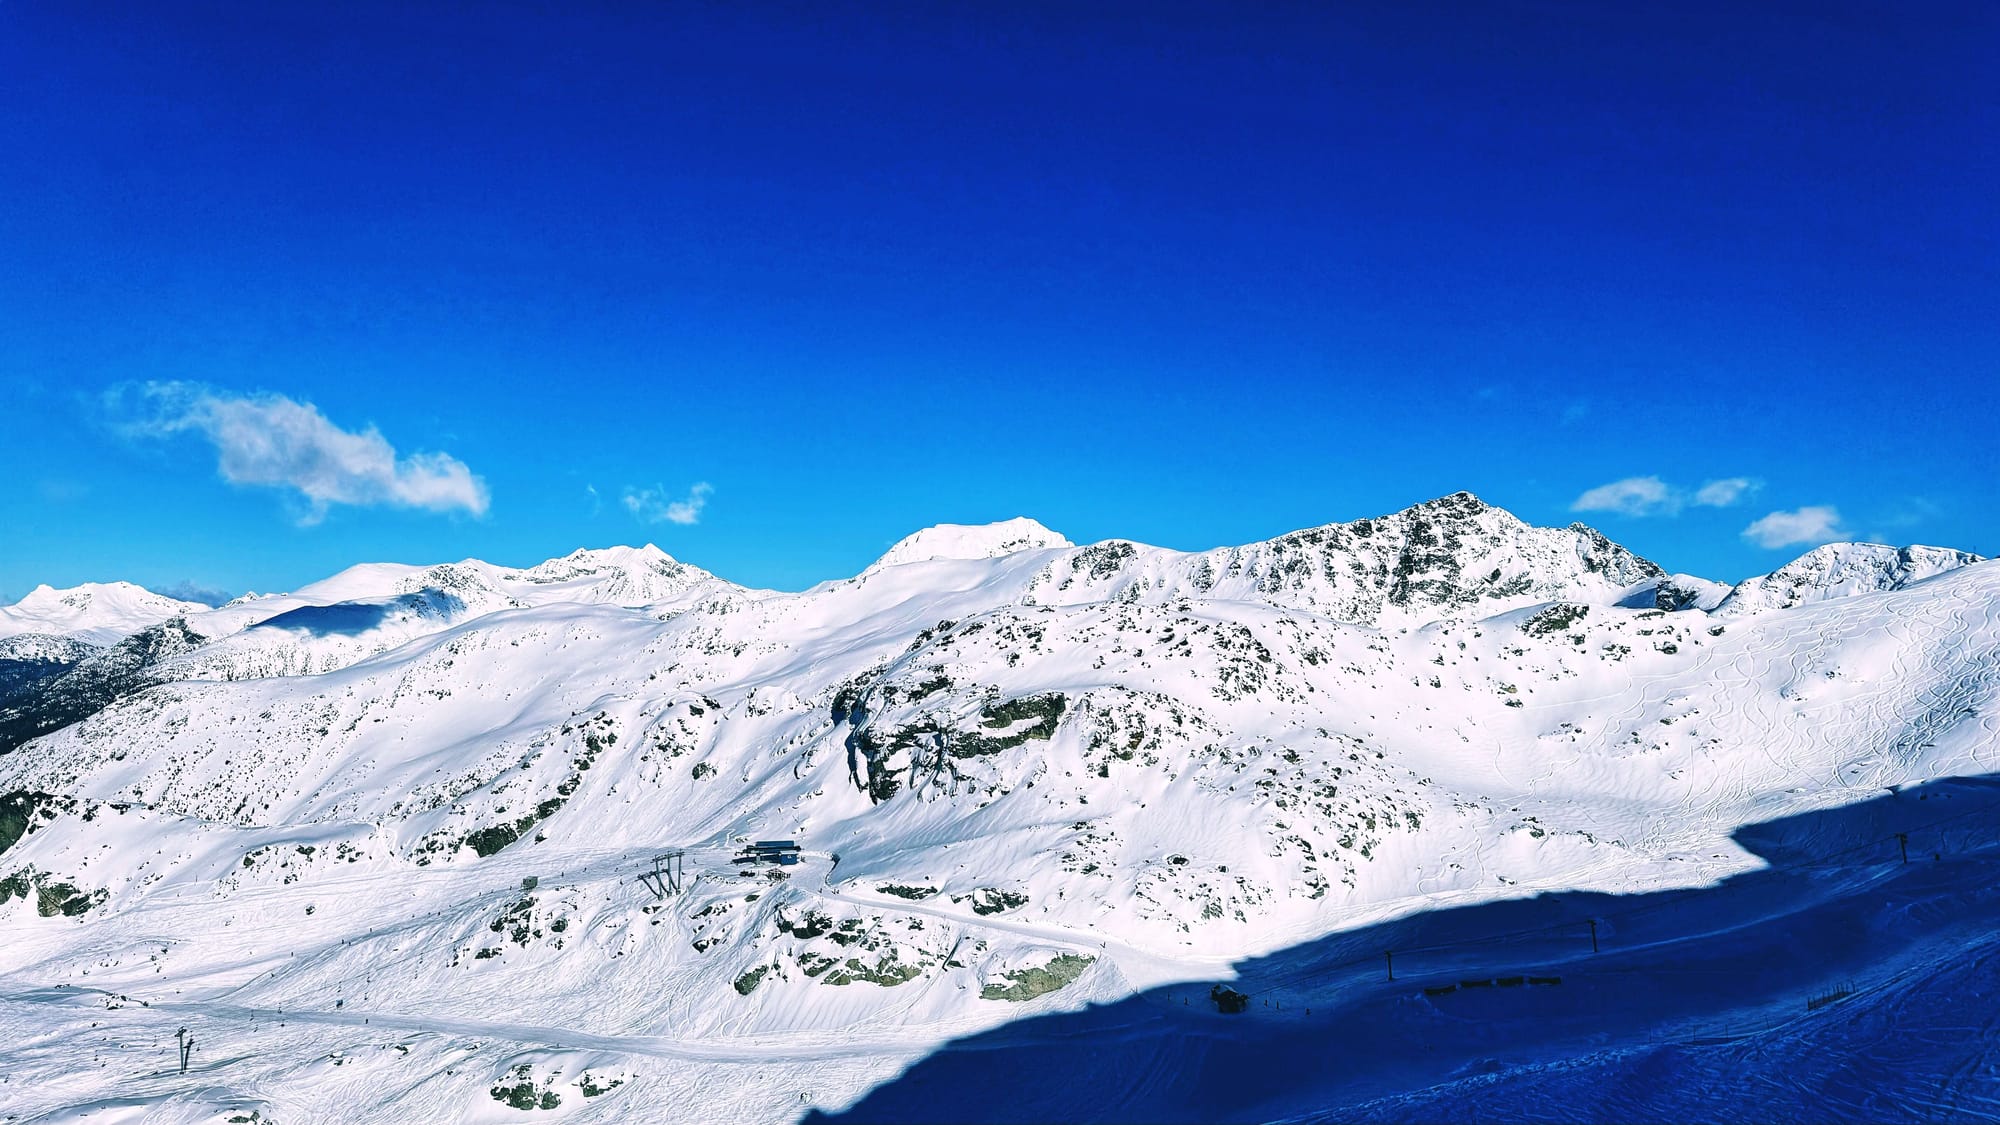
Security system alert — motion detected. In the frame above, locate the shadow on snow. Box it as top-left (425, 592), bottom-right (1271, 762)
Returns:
top-left (245, 591), bottom-right (467, 638)
top-left (808, 775), bottom-right (2000, 1124)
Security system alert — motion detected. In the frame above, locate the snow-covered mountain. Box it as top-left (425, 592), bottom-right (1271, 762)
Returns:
top-left (1713, 542), bottom-right (1985, 615)
top-left (867, 517), bottom-right (1074, 570)
top-left (0, 634), bottom-right (102, 704)
top-left (0, 496), bottom-right (1994, 1124)
top-left (0, 581), bottom-right (209, 646)
top-left (0, 546), bottom-right (730, 754)
top-left (1063, 491), bottom-right (1665, 626)
top-left (168, 545), bottom-right (726, 683)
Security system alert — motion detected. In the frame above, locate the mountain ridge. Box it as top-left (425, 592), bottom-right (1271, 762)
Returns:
top-left (6, 494), bottom-right (1987, 650)
top-left (1, 493), bottom-right (1995, 1122)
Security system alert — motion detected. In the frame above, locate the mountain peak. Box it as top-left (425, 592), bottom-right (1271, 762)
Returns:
top-left (1715, 542), bottom-right (1986, 615)
top-left (869, 517), bottom-right (1074, 571)
top-left (14, 580), bottom-right (146, 610)
top-left (520, 543), bottom-right (696, 585)
top-left (548, 543), bottom-right (679, 567)
top-left (1407, 490), bottom-right (1491, 518)
top-left (0, 582), bottom-right (206, 645)
top-left (1212, 495), bottom-right (1660, 626)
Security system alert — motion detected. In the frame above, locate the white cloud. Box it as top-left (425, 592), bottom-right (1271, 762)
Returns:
top-left (1693, 477), bottom-right (1758, 508)
top-left (1572, 474), bottom-right (1762, 518)
top-left (1742, 506), bottom-right (1844, 549)
top-left (623, 481), bottom-right (712, 526)
top-left (1571, 476), bottom-right (1680, 517)
top-left (116, 382), bottom-right (489, 523)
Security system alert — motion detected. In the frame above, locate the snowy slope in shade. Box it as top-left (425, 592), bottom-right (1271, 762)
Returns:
top-left (810, 777), bottom-right (2000, 1125)
top-left (0, 634), bottom-right (102, 714)
top-left (0, 497), bottom-right (1995, 1124)
top-left (1639, 572), bottom-right (1734, 612)
top-left (0, 582), bottom-right (209, 645)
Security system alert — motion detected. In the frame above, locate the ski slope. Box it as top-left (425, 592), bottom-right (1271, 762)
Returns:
top-left (0, 494), bottom-right (1994, 1123)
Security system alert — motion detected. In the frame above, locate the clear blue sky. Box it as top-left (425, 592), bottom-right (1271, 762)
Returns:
top-left (3, 2), bottom-right (1995, 601)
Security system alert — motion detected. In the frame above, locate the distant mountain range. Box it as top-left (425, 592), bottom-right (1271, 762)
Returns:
top-left (0, 492), bottom-right (1992, 1123)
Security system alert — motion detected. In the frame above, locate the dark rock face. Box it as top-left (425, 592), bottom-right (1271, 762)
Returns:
top-left (0, 635), bottom-right (100, 710)
top-left (839, 661), bottom-right (1067, 804)
top-left (0, 790), bottom-right (57, 858)
top-left (0, 619), bottom-right (206, 754)
top-left (0, 659), bottom-right (86, 710)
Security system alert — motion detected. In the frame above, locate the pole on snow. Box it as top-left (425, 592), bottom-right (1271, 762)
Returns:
top-left (1588, 919), bottom-right (1599, 954)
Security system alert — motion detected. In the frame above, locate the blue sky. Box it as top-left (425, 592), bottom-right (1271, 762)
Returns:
top-left (3, 2), bottom-right (1995, 600)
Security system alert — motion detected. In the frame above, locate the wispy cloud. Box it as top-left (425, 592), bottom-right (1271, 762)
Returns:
top-left (623, 481), bottom-right (712, 526)
top-left (1692, 477), bottom-right (1755, 508)
top-left (1571, 475), bottom-right (1761, 518)
top-left (112, 382), bottom-right (489, 523)
top-left (1572, 475), bottom-right (1678, 517)
top-left (1743, 505), bottom-right (1844, 549)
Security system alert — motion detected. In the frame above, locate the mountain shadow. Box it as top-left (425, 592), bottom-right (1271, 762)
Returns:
top-left (808, 775), bottom-right (2000, 1124)
top-left (0, 619), bottom-right (206, 755)
top-left (0, 652), bottom-right (92, 710)
top-left (244, 590), bottom-right (468, 638)
top-left (246, 600), bottom-right (402, 637)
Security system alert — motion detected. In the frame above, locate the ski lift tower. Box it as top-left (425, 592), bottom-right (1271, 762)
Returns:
top-left (639, 850), bottom-right (685, 898)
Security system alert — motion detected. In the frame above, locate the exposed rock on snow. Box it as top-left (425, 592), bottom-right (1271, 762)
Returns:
top-left (1153, 491), bottom-right (1665, 626)
top-left (1715, 543), bottom-right (1986, 615)
top-left (0, 497), bottom-right (1994, 1123)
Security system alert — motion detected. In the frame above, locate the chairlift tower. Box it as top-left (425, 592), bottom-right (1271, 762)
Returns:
top-left (639, 850), bottom-right (685, 898)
